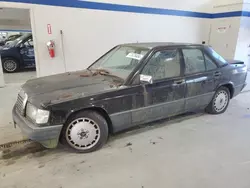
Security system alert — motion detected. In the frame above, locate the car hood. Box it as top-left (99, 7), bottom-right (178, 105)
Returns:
top-left (22, 70), bottom-right (123, 107)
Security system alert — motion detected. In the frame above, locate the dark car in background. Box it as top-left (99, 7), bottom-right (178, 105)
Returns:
top-left (12, 43), bottom-right (247, 153)
top-left (0, 33), bottom-right (35, 73)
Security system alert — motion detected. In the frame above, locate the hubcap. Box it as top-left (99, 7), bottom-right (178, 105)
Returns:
top-left (213, 90), bottom-right (229, 112)
top-left (3, 60), bottom-right (17, 72)
top-left (66, 118), bottom-right (101, 150)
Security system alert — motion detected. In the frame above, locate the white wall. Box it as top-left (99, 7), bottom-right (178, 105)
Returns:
top-left (212, 1), bottom-right (250, 69)
top-left (1, 0), bottom-right (249, 77)
top-left (234, 3), bottom-right (250, 69)
top-left (0, 24), bottom-right (30, 31)
top-left (0, 0), bottom-right (211, 77)
top-left (32, 5), bottom-right (211, 76)
top-left (234, 17), bottom-right (250, 67)
top-left (209, 17), bottom-right (241, 59)
top-left (209, 0), bottom-right (244, 59)
top-left (212, 0), bottom-right (243, 12)
top-left (0, 8), bottom-right (31, 30)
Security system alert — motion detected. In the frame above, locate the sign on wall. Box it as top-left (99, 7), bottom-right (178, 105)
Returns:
top-left (217, 26), bottom-right (227, 33)
top-left (47, 24), bottom-right (52, 34)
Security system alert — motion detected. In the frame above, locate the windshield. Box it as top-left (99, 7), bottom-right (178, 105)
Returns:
top-left (6, 34), bottom-right (21, 42)
top-left (6, 33), bottom-right (31, 47)
top-left (89, 45), bottom-right (149, 80)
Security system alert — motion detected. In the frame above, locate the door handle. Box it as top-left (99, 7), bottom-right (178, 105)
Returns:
top-left (173, 79), bottom-right (185, 85)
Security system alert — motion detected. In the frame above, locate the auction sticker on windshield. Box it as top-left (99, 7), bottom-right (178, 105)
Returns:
top-left (126, 53), bottom-right (144, 60)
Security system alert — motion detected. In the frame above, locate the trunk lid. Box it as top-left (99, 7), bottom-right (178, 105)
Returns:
top-left (227, 59), bottom-right (244, 65)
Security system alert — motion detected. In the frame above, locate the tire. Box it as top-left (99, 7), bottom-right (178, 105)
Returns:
top-left (2, 58), bottom-right (19, 73)
top-left (61, 110), bottom-right (109, 153)
top-left (205, 86), bottom-right (230, 114)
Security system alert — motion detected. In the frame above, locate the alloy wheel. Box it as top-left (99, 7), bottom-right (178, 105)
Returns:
top-left (213, 90), bottom-right (229, 113)
top-left (66, 117), bottom-right (101, 150)
top-left (3, 59), bottom-right (17, 72)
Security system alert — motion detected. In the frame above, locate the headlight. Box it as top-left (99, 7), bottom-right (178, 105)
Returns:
top-left (26, 103), bottom-right (50, 124)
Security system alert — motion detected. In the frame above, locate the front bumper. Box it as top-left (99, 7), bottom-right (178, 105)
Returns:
top-left (12, 106), bottom-right (63, 148)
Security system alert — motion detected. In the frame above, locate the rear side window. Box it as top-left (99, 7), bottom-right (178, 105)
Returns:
top-left (204, 54), bottom-right (217, 71)
top-left (182, 49), bottom-right (205, 74)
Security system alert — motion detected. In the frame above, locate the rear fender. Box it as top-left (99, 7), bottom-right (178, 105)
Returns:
top-left (216, 82), bottom-right (234, 98)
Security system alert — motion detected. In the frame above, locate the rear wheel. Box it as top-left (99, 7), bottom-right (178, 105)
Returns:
top-left (206, 86), bottom-right (230, 114)
top-left (2, 58), bottom-right (19, 73)
top-left (61, 110), bottom-right (109, 153)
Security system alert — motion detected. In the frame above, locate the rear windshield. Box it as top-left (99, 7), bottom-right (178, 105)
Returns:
top-left (205, 46), bottom-right (228, 65)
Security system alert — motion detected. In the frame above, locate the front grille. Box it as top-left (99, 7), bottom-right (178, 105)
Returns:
top-left (15, 89), bottom-right (28, 116)
top-left (16, 94), bottom-right (25, 115)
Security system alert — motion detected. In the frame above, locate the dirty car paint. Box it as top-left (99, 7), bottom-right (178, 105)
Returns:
top-left (14, 43), bottom-right (248, 148)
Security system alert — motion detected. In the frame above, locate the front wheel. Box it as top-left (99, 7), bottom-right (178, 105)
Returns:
top-left (2, 58), bottom-right (19, 73)
top-left (206, 86), bottom-right (230, 114)
top-left (61, 110), bottom-right (109, 153)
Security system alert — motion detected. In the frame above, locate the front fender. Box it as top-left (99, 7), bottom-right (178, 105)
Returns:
top-left (66, 104), bottom-right (108, 121)
top-left (63, 105), bottom-right (114, 133)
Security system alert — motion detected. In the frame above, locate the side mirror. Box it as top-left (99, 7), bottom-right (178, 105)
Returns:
top-left (140, 74), bottom-right (153, 84)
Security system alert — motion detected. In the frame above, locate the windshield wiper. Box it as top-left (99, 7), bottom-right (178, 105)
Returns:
top-left (91, 68), bottom-right (124, 81)
top-left (88, 68), bottom-right (110, 76)
top-left (95, 68), bottom-right (110, 75)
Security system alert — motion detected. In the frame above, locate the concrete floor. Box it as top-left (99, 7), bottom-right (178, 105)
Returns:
top-left (0, 91), bottom-right (250, 188)
top-left (243, 72), bottom-right (250, 92)
top-left (3, 70), bottom-right (36, 84)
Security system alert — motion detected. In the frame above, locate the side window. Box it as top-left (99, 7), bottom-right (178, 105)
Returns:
top-left (204, 54), bottom-right (217, 71)
top-left (182, 49), bottom-right (205, 74)
top-left (141, 49), bottom-right (181, 80)
top-left (23, 38), bottom-right (33, 47)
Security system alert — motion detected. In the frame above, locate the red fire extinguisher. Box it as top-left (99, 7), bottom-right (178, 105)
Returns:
top-left (47, 40), bottom-right (55, 58)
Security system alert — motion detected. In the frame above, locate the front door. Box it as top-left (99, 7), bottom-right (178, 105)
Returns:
top-left (182, 47), bottom-right (219, 111)
top-left (132, 48), bottom-right (186, 124)
top-left (20, 36), bottom-right (35, 67)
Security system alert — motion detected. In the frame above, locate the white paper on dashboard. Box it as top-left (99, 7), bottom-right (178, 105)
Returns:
top-left (126, 53), bottom-right (143, 60)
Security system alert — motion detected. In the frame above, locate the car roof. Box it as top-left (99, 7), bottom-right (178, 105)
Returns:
top-left (121, 42), bottom-right (205, 49)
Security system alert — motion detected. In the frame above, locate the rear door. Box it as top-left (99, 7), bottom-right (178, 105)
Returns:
top-left (19, 36), bottom-right (35, 67)
top-left (182, 47), bottom-right (220, 111)
top-left (132, 48), bottom-right (186, 124)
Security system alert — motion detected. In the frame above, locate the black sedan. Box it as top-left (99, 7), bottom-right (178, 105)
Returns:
top-left (12, 43), bottom-right (247, 153)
